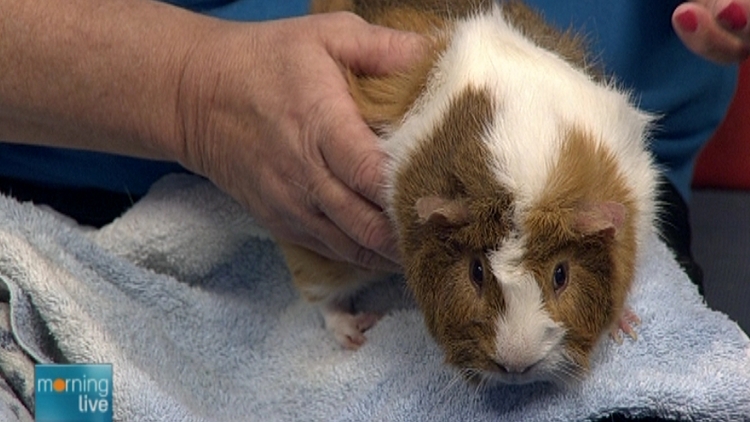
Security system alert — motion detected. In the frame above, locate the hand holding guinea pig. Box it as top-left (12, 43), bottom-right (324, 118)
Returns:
top-left (280, 0), bottom-right (659, 386)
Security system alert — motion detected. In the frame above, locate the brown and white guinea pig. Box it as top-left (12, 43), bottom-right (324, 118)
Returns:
top-left (279, 0), bottom-right (659, 385)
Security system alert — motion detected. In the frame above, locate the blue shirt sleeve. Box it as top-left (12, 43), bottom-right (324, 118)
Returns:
top-left (161, 0), bottom-right (309, 21)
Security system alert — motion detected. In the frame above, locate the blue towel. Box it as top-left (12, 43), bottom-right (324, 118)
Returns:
top-left (0, 174), bottom-right (748, 421)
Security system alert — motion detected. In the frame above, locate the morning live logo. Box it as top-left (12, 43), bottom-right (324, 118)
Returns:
top-left (35, 364), bottom-right (113, 422)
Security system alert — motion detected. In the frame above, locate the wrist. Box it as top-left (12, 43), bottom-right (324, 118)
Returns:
top-left (171, 20), bottom-right (264, 181)
top-left (130, 6), bottom-right (230, 166)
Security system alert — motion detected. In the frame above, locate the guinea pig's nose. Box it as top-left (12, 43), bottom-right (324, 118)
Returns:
top-left (500, 364), bottom-right (529, 374)
top-left (494, 360), bottom-right (533, 375)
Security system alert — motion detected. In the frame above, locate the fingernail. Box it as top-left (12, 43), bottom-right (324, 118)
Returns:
top-left (718, 2), bottom-right (748, 30)
top-left (676, 10), bottom-right (699, 33)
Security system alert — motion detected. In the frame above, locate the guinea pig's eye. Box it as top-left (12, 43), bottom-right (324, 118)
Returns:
top-left (469, 258), bottom-right (484, 292)
top-left (552, 261), bottom-right (569, 293)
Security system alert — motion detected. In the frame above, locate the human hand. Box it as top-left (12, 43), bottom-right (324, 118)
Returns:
top-left (176, 13), bottom-right (425, 271)
top-left (673, 0), bottom-right (750, 63)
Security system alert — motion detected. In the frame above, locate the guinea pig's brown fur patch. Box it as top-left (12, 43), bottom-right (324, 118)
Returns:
top-left (500, 2), bottom-right (596, 78)
top-left (390, 87), bottom-right (514, 370)
top-left (523, 130), bottom-right (637, 368)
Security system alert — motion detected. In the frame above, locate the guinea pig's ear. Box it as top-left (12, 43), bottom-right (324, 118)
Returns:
top-left (415, 196), bottom-right (470, 227)
top-left (572, 201), bottom-right (626, 237)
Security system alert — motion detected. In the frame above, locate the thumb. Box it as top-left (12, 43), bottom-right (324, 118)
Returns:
top-left (320, 13), bottom-right (428, 75)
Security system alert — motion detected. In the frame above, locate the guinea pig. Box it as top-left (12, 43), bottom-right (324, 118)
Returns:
top-left (279, 0), bottom-right (659, 386)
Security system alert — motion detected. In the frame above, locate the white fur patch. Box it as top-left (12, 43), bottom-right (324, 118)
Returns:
top-left (489, 236), bottom-right (566, 374)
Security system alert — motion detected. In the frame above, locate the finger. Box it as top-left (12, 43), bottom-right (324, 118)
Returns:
top-left (673, 3), bottom-right (750, 63)
top-left (309, 86), bottom-right (400, 264)
top-left (713, 0), bottom-right (750, 33)
top-left (319, 12), bottom-right (427, 75)
top-left (302, 207), bottom-right (401, 272)
top-left (265, 188), bottom-right (399, 271)
top-left (307, 167), bottom-right (401, 266)
top-left (291, 233), bottom-right (342, 265)
top-left (291, 231), bottom-right (398, 272)
top-left (311, 85), bottom-right (391, 210)
top-left (325, 125), bottom-right (389, 211)
top-left (274, 159), bottom-right (401, 270)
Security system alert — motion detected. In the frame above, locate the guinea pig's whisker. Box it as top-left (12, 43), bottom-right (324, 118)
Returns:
top-left (471, 373), bottom-right (483, 392)
top-left (428, 374), bottom-right (461, 418)
top-left (551, 357), bottom-right (586, 387)
top-left (445, 369), bottom-right (470, 394)
top-left (475, 373), bottom-right (494, 395)
top-left (429, 368), bottom-right (487, 417)
top-left (464, 368), bottom-right (484, 390)
top-left (550, 369), bottom-right (576, 388)
top-left (434, 368), bottom-right (475, 406)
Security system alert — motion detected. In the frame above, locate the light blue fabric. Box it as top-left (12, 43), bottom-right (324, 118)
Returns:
top-left (0, 174), bottom-right (748, 421)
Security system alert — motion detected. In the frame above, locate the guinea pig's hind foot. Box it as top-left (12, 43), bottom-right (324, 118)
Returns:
top-left (321, 302), bottom-right (381, 350)
top-left (609, 307), bottom-right (641, 344)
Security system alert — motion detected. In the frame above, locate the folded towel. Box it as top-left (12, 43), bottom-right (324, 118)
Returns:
top-left (0, 174), bottom-right (748, 421)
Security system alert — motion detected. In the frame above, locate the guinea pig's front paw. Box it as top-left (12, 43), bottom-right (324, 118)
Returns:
top-left (321, 305), bottom-right (381, 350)
top-left (609, 307), bottom-right (641, 344)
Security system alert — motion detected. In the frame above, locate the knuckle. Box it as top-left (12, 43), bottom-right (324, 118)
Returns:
top-left (357, 214), bottom-right (383, 250)
top-left (305, 174), bottom-right (327, 209)
top-left (315, 11), bottom-right (366, 37)
top-left (352, 210), bottom-right (392, 255)
top-left (350, 153), bottom-right (382, 199)
top-left (387, 30), bottom-right (413, 56)
top-left (329, 11), bottom-right (366, 28)
top-left (352, 245), bottom-right (380, 269)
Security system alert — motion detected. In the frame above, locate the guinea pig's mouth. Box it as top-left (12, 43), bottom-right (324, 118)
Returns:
top-left (483, 360), bottom-right (545, 385)
top-left (490, 359), bottom-right (538, 376)
top-left (480, 352), bottom-right (583, 386)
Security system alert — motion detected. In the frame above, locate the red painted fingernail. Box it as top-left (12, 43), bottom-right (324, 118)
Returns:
top-left (718, 2), bottom-right (748, 30)
top-left (676, 10), bottom-right (699, 33)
